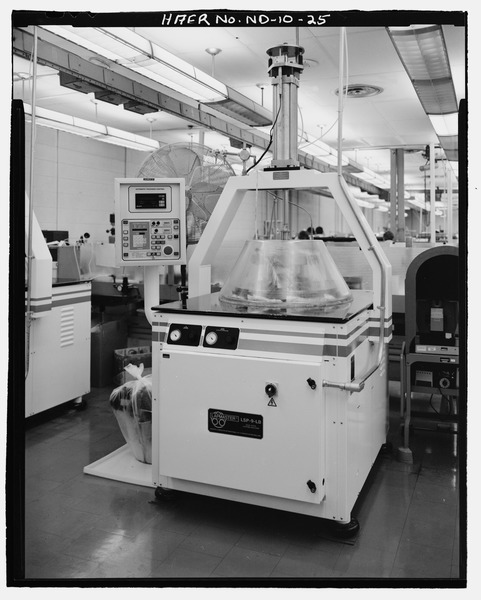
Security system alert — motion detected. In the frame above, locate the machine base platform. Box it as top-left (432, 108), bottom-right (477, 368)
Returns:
top-left (83, 444), bottom-right (154, 487)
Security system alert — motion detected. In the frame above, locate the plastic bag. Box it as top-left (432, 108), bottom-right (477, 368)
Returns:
top-left (110, 363), bottom-right (152, 464)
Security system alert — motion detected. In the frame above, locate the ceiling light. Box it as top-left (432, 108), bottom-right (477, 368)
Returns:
top-left (387, 25), bottom-right (459, 160)
top-left (356, 199), bottom-right (375, 209)
top-left (204, 87), bottom-right (272, 126)
top-left (205, 48), bottom-right (222, 56)
top-left (428, 113), bottom-right (458, 137)
top-left (42, 25), bottom-right (227, 102)
top-left (40, 25), bottom-right (271, 127)
top-left (335, 84), bottom-right (383, 98)
top-left (23, 103), bottom-right (160, 151)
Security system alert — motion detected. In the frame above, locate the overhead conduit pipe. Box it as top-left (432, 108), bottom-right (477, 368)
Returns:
top-left (25, 26), bottom-right (39, 380)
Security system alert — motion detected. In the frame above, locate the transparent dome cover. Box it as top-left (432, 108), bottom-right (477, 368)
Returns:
top-left (219, 239), bottom-right (353, 310)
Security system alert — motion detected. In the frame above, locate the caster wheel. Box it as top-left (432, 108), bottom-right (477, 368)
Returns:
top-left (154, 486), bottom-right (178, 502)
top-left (381, 441), bottom-right (393, 455)
top-left (73, 398), bottom-right (87, 411)
top-left (328, 517), bottom-right (360, 539)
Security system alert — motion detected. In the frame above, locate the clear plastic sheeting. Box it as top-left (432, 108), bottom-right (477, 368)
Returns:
top-left (110, 364), bottom-right (152, 464)
top-left (219, 239), bottom-right (353, 310)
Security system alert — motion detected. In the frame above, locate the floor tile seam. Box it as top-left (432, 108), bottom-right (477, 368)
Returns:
top-left (388, 485), bottom-right (413, 578)
top-left (120, 535), bottom-right (189, 564)
top-left (27, 550), bottom-right (104, 576)
top-left (177, 537), bottom-right (236, 560)
top-left (394, 537), bottom-right (458, 564)
top-left (285, 540), bottom-right (343, 561)
top-left (232, 537), bottom-right (289, 558)
top-left (155, 545), bottom-right (224, 577)
top-left (403, 510), bottom-right (458, 534)
top-left (450, 530), bottom-right (461, 565)
top-left (209, 544), bottom-right (282, 578)
top-left (182, 526), bottom-right (245, 549)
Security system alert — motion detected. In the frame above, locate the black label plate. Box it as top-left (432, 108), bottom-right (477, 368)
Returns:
top-left (208, 409), bottom-right (263, 439)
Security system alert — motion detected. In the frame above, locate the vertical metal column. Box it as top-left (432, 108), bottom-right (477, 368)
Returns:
top-left (430, 142), bottom-right (436, 244)
top-left (266, 43), bottom-right (304, 169)
top-left (396, 149), bottom-right (405, 242)
top-left (447, 164), bottom-right (453, 244)
top-left (390, 149), bottom-right (397, 236)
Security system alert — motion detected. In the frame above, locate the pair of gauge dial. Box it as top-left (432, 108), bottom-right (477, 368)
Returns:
top-left (169, 328), bottom-right (218, 345)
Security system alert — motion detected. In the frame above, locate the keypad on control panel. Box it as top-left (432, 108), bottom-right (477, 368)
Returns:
top-left (122, 218), bottom-right (181, 260)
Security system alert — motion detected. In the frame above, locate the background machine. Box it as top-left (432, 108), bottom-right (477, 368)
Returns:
top-left (148, 43), bottom-right (392, 535)
top-left (399, 245), bottom-right (459, 462)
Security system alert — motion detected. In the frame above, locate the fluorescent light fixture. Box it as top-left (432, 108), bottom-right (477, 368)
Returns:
top-left (39, 25), bottom-right (272, 126)
top-left (376, 205), bottom-right (389, 212)
top-left (428, 113), bottom-right (458, 137)
top-left (436, 134), bottom-right (458, 162)
top-left (355, 168), bottom-right (391, 189)
top-left (387, 25), bottom-right (458, 114)
top-left (41, 25), bottom-right (226, 102)
top-left (204, 87), bottom-right (272, 127)
top-left (448, 160), bottom-right (458, 177)
top-left (23, 103), bottom-right (160, 151)
top-left (356, 199), bottom-right (376, 209)
top-left (387, 25), bottom-right (460, 163)
top-left (301, 138), bottom-right (366, 175)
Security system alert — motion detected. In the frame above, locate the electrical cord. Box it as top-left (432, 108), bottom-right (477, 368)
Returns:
top-left (267, 191), bottom-right (314, 238)
top-left (429, 393), bottom-right (440, 415)
top-left (288, 198), bottom-right (314, 238)
top-left (437, 388), bottom-right (454, 416)
top-left (267, 193), bottom-right (278, 239)
top-left (298, 104), bottom-right (305, 148)
top-left (245, 91), bottom-right (283, 175)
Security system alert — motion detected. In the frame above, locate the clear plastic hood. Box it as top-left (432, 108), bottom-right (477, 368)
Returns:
top-left (219, 239), bottom-right (353, 310)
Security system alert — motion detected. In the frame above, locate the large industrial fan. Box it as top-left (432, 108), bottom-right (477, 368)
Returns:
top-left (137, 142), bottom-right (235, 244)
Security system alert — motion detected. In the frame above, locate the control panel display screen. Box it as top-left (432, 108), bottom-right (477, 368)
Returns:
top-left (135, 193), bottom-right (167, 210)
top-left (130, 222), bottom-right (150, 249)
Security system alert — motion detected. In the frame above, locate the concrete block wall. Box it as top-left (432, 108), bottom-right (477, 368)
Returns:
top-left (25, 126), bottom-right (149, 245)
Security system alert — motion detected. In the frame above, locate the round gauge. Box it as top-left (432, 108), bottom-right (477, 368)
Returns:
top-left (169, 329), bottom-right (181, 342)
top-left (205, 331), bottom-right (218, 346)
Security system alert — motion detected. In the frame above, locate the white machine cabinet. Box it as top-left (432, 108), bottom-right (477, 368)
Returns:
top-left (25, 281), bottom-right (91, 417)
top-left (152, 290), bottom-right (389, 525)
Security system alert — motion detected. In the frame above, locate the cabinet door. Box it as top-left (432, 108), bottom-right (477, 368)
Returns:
top-left (156, 352), bottom-right (325, 504)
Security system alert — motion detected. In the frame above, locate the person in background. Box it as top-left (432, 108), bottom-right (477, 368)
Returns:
top-left (383, 229), bottom-right (394, 241)
top-left (315, 226), bottom-right (324, 235)
top-left (297, 230), bottom-right (310, 239)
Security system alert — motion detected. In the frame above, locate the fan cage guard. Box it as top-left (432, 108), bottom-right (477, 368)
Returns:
top-left (138, 142), bottom-right (235, 244)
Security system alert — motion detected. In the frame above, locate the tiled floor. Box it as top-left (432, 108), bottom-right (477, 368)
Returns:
top-left (22, 382), bottom-right (465, 585)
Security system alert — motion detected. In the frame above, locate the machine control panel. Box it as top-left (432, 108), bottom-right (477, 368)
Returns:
top-left (412, 361), bottom-right (459, 390)
top-left (115, 178), bottom-right (186, 266)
